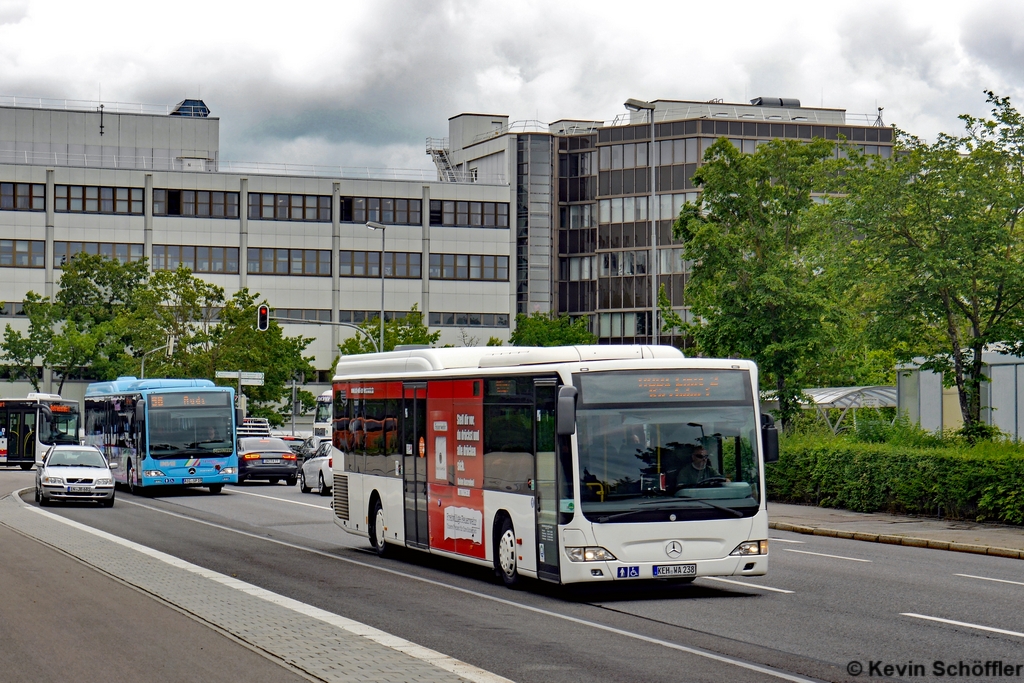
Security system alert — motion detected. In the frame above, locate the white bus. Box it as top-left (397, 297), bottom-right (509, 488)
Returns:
top-left (0, 393), bottom-right (81, 469)
top-left (313, 390), bottom-right (332, 437)
top-left (332, 345), bottom-right (778, 588)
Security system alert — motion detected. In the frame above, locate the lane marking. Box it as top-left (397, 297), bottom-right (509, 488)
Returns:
top-left (53, 497), bottom-right (818, 683)
top-left (784, 549), bottom-right (871, 563)
top-left (702, 577), bottom-right (795, 594)
top-left (768, 537), bottom-right (806, 544)
top-left (901, 613), bottom-right (1024, 639)
top-left (955, 573), bottom-right (1024, 588)
top-left (21, 500), bottom-right (510, 683)
top-left (228, 488), bottom-right (331, 510)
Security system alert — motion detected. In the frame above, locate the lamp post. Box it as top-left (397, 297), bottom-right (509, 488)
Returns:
top-left (624, 98), bottom-right (658, 345)
top-left (366, 221), bottom-right (386, 353)
top-left (140, 337), bottom-right (174, 380)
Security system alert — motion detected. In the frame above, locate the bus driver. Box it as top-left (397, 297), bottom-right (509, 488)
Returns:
top-left (674, 444), bottom-right (722, 488)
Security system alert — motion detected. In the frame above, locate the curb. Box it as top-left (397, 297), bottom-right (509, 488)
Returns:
top-left (769, 521), bottom-right (1024, 560)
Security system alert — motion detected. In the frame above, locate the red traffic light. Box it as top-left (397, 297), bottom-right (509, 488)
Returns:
top-left (256, 304), bottom-right (270, 331)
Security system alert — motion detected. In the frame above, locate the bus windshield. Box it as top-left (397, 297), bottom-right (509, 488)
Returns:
top-left (41, 405), bottom-right (80, 445)
top-left (314, 399), bottom-right (332, 425)
top-left (575, 370), bottom-right (761, 522)
top-left (147, 392), bottom-right (234, 459)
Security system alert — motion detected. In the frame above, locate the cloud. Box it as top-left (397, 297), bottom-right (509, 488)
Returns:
top-left (961, 1), bottom-right (1024, 83)
top-left (0, 0), bottom-right (27, 25)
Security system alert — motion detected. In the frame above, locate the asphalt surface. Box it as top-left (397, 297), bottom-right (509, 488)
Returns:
top-left (3, 466), bottom-right (1024, 683)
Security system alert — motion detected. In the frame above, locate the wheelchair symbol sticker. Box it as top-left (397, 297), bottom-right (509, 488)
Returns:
top-left (616, 566), bottom-right (640, 579)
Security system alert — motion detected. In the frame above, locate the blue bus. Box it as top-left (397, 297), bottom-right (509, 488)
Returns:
top-left (84, 377), bottom-right (239, 494)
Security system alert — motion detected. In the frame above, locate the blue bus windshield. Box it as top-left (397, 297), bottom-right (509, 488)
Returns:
top-left (148, 397), bottom-right (233, 459)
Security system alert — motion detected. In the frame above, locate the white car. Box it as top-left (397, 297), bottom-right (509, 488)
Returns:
top-left (298, 440), bottom-right (334, 496)
top-left (35, 445), bottom-right (115, 507)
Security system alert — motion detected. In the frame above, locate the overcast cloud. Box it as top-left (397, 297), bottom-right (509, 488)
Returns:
top-left (0, 0), bottom-right (1019, 171)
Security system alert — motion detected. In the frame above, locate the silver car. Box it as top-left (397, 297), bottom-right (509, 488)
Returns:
top-left (35, 445), bottom-right (115, 507)
top-left (298, 440), bottom-right (334, 496)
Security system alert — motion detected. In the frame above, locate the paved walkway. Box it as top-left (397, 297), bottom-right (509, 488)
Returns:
top-left (0, 489), bottom-right (509, 683)
top-left (769, 502), bottom-right (1024, 559)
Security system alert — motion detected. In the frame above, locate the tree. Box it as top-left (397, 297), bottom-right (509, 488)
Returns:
top-left (509, 312), bottom-right (596, 346)
top-left (831, 92), bottom-right (1024, 439)
top-left (338, 304), bottom-right (440, 355)
top-left (675, 137), bottom-right (844, 428)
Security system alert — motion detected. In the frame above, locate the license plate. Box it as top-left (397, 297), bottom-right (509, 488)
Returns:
top-left (263, 459), bottom-right (281, 464)
top-left (69, 486), bottom-right (90, 493)
top-left (182, 478), bottom-right (203, 484)
top-left (653, 563), bottom-right (696, 577)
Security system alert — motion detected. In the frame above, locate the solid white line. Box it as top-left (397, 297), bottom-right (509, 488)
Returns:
top-left (21, 501), bottom-right (511, 683)
top-left (955, 573), bottom-right (1024, 588)
top-left (702, 577), bottom-right (795, 594)
top-left (89, 497), bottom-right (815, 683)
top-left (784, 548), bottom-right (871, 563)
top-left (228, 488), bottom-right (330, 510)
top-left (901, 613), bottom-right (1024, 639)
top-left (768, 537), bottom-right (806, 544)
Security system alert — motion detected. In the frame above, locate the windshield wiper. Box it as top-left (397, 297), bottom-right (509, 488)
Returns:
top-left (595, 498), bottom-right (744, 523)
top-left (673, 495), bottom-right (745, 518)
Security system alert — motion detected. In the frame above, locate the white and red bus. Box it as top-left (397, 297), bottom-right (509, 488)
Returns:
top-left (0, 393), bottom-right (81, 469)
top-left (332, 345), bottom-right (778, 588)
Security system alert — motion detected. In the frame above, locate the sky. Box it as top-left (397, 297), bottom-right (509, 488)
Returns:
top-left (1, 0), bottom-right (1021, 172)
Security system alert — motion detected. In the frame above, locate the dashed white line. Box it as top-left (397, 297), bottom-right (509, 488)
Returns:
top-left (228, 488), bottom-right (331, 510)
top-left (702, 577), bottom-right (795, 594)
top-left (955, 573), bottom-right (1024, 588)
top-left (784, 549), bottom-right (871, 563)
top-left (768, 537), bottom-right (806, 544)
top-left (902, 613), bottom-right (1024, 639)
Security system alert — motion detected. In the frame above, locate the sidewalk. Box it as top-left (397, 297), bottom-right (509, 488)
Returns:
top-left (768, 501), bottom-right (1024, 560)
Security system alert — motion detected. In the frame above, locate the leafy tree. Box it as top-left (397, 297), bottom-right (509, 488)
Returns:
top-left (675, 136), bottom-right (844, 428)
top-left (338, 304), bottom-right (440, 355)
top-left (509, 312), bottom-right (596, 346)
top-left (830, 92), bottom-right (1024, 439)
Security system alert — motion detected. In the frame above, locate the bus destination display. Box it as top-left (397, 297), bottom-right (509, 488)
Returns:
top-left (578, 370), bottom-right (751, 404)
top-left (149, 392), bottom-right (230, 409)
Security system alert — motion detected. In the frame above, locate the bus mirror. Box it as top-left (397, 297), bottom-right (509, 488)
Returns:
top-left (556, 386), bottom-right (578, 436)
top-left (38, 405), bottom-right (52, 420)
top-left (135, 402), bottom-right (145, 425)
top-left (761, 419), bottom-right (779, 463)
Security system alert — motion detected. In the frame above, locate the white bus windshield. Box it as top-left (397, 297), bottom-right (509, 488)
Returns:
top-left (148, 392), bottom-right (234, 459)
top-left (41, 405), bottom-right (80, 445)
top-left (314, 399), bottom-right (332, 425)
top-left (575, 370), bottom-right (760, 522)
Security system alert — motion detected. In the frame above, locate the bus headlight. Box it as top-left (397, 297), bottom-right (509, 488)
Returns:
top-left (565, 547), bottom-right (617, 562)
top-left (143, 470), bottom-right (165, 477)
top-left (221, 467), bottom-right (236, 475)
top-left (730, 540), bottom-right (768, 556)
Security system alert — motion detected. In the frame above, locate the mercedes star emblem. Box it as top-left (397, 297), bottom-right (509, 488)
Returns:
top-left (666, 540), bottom-right (683, 558)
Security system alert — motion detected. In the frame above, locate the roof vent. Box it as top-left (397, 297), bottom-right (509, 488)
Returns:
top-left (171, 99), bottom-right (210, 117)
top-left (750, 97), bottom-right (801, 108)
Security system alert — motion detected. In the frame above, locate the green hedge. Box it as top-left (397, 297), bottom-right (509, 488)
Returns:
top-left (767, 435), bottom-right (1024, 525)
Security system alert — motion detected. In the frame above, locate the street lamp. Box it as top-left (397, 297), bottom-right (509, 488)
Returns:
top-left (140, 337), bottom-right (174, 380)
top-left (624, 98), bottom-right (658, 345)
top-left (366, 221), bottom-right (386, 353)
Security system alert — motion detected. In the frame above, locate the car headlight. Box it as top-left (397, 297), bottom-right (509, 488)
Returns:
top-left (95, 478), bottom-right (112, 485)
top-left (730, 540), bottom-right (768, 556)
top-left (221, 467), bottom-right (236, 475)
top-left (565, 546), bottom-right (617, 562)
top-left (42, 476), bottom-right (64, 485)
top-left (143, 470), bottom-right (165, 477)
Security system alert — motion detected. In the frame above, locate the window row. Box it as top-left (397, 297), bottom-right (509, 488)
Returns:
top-left (0, 301), bottom-right (26, 316)
top-left (338, 310), bottom-right (413, 324)
top-left (428, 312), bottom-right (510, 327)
top-left (272, 309), bottom-right (332, 322)
top-left (340, 251), bottom-right (422, 278)
top-left (599, 250), bottom-right (649, 277)
top-left (598, 311), bottom-right (652, 339)
top-left (154, 189), bottom-right (240, 218)
top-left (56, 185), bottom-right (143, 214)
top-left (153, 245), bottom-right (240, 274)
top-left (247, 248), bottom-right (332, 276)
top-left (344, 197), bottom-right (422, 225)
top-left (0, 240), bottom-right (44, 268)
top-left (696, 119), bottom-right (894, 143)
top-left (428, 253), bottom-right (509, 281)
top-left (598, 143), bottom-right (649, 171)
top-left (598, 193), bottom-right (699, 224)
top-left (54, 242), bottom-right (143, 267)
top-left (428, 200), bottom-right (509, 227)
top-left (0, 183), bottom-right (44, 211)
top-left (561, 203), bottom-right (596, 230)
top-left (558, 151), bottom-right (596, 178)
top-left (559, 255), bottom-right (597, 282)
top-left (249, 193), bottom-right (331, 222)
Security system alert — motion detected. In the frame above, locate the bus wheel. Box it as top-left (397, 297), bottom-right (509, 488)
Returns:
top-left (208, 484), bottom-right (223, 494)
top-left (20, 463), bottom-right (32, 471)
top-left (369, 499), bottom-right (388, 557)
top-left (495, 516), bottom-right (520, 588)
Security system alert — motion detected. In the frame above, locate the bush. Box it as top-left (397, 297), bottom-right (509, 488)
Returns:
top-left (767, 433), bottom-right (1024, 524)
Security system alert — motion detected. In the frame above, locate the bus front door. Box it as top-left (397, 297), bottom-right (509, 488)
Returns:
top-left (403, 384), bottom-right (428, 548)
top-left (534, 380), bottom-right (560, 582)
top-left (3, 409), bottom-right (36, 467)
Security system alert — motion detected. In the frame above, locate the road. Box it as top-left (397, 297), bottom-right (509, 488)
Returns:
top-left (4, 467), bottom-right (1024, 682)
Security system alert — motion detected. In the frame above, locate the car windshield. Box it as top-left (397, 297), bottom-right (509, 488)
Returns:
top-left (147, 393), bottom-right (234, 459)
top-left (47, 449), bottom-right (107, 468)
top-left (575, 369), bottom-right (761, 522)
top-left (239, 438), bottom-right (291, 453)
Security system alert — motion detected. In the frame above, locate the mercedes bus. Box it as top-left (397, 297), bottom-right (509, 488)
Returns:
top-left (331, 345), bottom-right (778, 588)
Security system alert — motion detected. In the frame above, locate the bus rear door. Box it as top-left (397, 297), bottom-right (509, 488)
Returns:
top-left (402, 383), bottom-right (428, 548)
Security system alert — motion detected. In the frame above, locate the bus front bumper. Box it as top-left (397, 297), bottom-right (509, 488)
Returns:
top-left (557, 552), bottom-right (768, 583)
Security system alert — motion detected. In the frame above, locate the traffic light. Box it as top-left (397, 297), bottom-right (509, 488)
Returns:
top-left (256, 304), bottom-right (270, 331)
